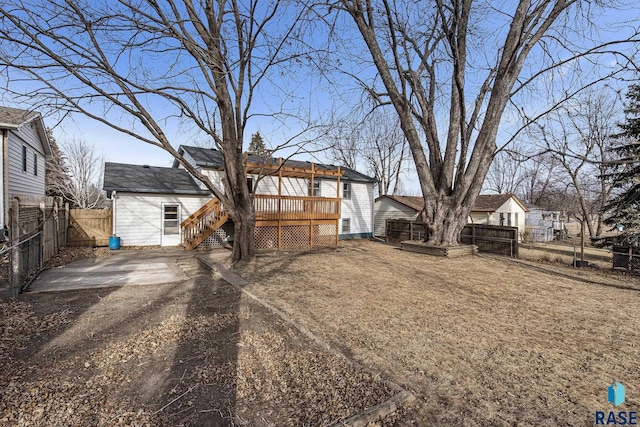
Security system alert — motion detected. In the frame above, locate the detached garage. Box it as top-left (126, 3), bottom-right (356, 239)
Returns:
top-left (103, 163), bottom-right (212, 247)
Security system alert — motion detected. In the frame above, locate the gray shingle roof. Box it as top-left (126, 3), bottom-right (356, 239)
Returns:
top-left (0, 106), bottom-right (40, 129)
top-left (103, 162), bottom-right (211, 195)
top-left (376, 193), bottom-right (529, 213)
top-left (472, 194), bottom-right (528, 212)
top-left (177, 145), bottom-right (377, 183)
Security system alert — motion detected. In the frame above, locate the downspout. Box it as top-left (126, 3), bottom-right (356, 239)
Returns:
top-left (112, 190), bottom-right (117, 235)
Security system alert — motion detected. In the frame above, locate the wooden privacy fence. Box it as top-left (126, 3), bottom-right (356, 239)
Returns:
top-left (68, 209), bottom-right (113, 247)
top-left (385, 219), bottom-right (519, 257)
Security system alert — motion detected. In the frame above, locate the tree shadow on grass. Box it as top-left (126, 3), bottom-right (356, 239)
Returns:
top-left (1, 255), bottom-right (242, 426)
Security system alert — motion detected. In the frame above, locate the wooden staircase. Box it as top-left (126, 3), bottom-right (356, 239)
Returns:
top-left (181, 198), bottom-right (228, 250)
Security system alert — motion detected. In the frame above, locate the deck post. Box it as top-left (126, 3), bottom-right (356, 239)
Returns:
top-left (310, 163), bottom-right (315, 247)
top-left (336, 167), bottom-right (341, 246)
top-left (278, 158), bottom-right (282, 249)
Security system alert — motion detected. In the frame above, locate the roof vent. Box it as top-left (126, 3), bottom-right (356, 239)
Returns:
top-left (143, 164), bottom-right (150, 168)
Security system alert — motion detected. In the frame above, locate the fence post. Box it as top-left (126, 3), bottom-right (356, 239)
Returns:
top-left (64, 202), bottom-right (69, 246)
top-left (40, 201), bottom-right (46, 266)
top-left (53, 200), bottom-right (59, 253)
top-left (410, 221), bottom-right (414, 240)
top-left (10, 199), bottom-right (20, 293)
top-left (630, 246), bottom-right (634, 272)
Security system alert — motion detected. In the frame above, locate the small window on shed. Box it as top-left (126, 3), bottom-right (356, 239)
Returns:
top-left (33, 153), bottom-right (38, 176)
top-left (22, 146), bottom-right (27, 172)
top-left (342, 218), bottom-right (351, 233)
top-left (247, 177), bottom-right (254, 194)
top-left (342, 182), bottom-right (351, 200)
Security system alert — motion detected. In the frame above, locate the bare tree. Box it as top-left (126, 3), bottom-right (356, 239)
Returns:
top-left (329, 0), bottom-right (638, 245)
top-left (532, 90), bottom-right (620, 237)
top-left (330, 108), bottom-right (409, 195)
top-left (484, 149), bottom-right (525, 195)
top-left (0, 0), bottom-right (308, 262)
top-left (52, 139), bottom-right (105, 209)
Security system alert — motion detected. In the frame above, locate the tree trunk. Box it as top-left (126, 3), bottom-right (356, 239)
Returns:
top-left (222, 148), bottom-right (256, 262)
top-left (229, 204), bottom-right (256, 263)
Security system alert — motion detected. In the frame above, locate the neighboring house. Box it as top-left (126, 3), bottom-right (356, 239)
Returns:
top-left (374, 193), bottom-right (528, 240)
top-left (103, 145), bottom-right (376, 249)
top-left (524, 204), bottom-right (564, 242)
top-left (468, 194), bottom-right (528, 239)
top-left (0, 107), bottom-right (52, 229)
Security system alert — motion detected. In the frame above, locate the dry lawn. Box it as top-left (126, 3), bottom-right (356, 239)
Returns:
top-left (238, 240), bottom-right (640, 426)
top-left (1, 256), bottom-right (393, 426)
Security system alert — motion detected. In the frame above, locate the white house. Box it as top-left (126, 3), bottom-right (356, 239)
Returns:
top-left (103, 145), bottom-right (376, 248)
top-left (0, 107), bottom-right (51, 229)
top-left (468, 194), bottom-right (528, 239)
top-left (374, 193), bottom-right (528, 240)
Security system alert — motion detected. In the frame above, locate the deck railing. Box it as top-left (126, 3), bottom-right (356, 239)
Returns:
top-left (181, 198), bottom-right (228, 250)
top-left (253, 195), bottom-right (340, 221)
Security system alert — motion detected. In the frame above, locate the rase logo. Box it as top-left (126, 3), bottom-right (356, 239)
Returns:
top-left (595, 382), bottom-right (637, 425)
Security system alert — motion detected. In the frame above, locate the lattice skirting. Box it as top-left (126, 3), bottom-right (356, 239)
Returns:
top-left (197, 225), bottom-right (230, 248)
top-left (255, 222), bottom-right (337, 250)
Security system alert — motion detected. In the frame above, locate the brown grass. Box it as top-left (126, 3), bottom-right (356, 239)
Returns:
top-left (238, 240), bottom-right (640, 426)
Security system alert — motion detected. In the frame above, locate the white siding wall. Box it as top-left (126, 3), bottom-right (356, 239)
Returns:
top-left (203, 170), bottom-right (226, 193)
top-left (1, 130), bottom-right (6, 226)
top-left (373, 198), bottom-right (419, 237)
top-left (484, 198), bottom-right (527, 240)
top-left (202, 167), bottom-right (374, 237)
top-left (340, 182), bottom-right (373, 236)
top-left (7, 124), bottom-right (46, 198)
top-left (468, 212), bottom-right (491, 225)
top-left (113, 193), bottom-right (211, 246)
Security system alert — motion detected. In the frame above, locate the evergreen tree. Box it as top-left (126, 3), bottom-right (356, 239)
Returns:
top-left (603, 85), bottom-right (640, 243)
top-left (45, 129), bottom-right (72, 199)
top-left (248, 132), bottom-right (268, 156)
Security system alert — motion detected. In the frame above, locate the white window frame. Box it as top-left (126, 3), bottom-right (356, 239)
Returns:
top-left (308, 179), bottom-right (321, 197)
top-left (342, 182), bottom-right (351, 200)
top-left (162, 204), bottom-right (180, 235)
top-left (342, 218), bottom-right (350, 233)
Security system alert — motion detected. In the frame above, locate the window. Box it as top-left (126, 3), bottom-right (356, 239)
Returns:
top-left (499, 213), bottom-right (505, 226)
top-left (246, 177), bottom-right (254, 194)
top-left (22, 146), bottom-right (27, 172)
top-left (342, 182), bottom-right (351, 200)
top-left (342, 218), bottom-right (350, 233)
top-left (163, 205), bottom-right (179, 235)
top-left (33, 153), bottom-right (38, 176)
top-left (507, 212), bottom-right (512, 226)
top-left (308, 179), bottom-right (321, 197)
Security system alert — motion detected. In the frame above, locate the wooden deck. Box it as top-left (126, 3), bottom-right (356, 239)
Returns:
top-left (254, 195), bottom-right (340, 221)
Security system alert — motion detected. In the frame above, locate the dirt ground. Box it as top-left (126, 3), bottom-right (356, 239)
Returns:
top-left (0, 256), bottom-right (393, 426)
top-left (237, 240), bottom-right (640, 426)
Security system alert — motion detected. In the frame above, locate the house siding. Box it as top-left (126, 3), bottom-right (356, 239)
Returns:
top-left (7, 124), bottom-right (46, 199)
top-left (113, 193), bottom-right (211, 246)
top-left (1, 129), bottom-right (6, 226)
top-left (373, 197), bottom-right (419, 237)
top-left (197, 168), bottom-right (374, 238)
top-left (340, 181), bottom-right (373, 237)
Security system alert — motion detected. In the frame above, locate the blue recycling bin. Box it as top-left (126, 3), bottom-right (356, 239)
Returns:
top-left (109, 235), bottom-right (121, 250)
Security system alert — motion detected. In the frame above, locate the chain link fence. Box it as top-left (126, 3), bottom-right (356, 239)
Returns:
top-left (0, 231), bottom-right (43, 299)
